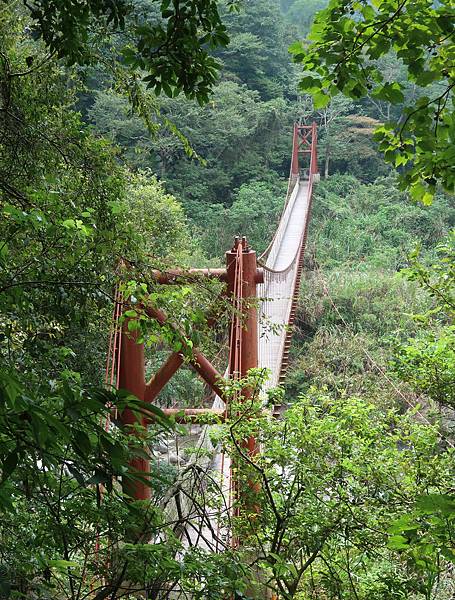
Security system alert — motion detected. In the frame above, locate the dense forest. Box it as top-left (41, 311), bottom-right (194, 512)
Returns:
top-left (0, 0), bottom-right (454, 598)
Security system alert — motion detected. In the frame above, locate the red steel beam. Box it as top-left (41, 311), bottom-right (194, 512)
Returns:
top-left (144, 351), bottom-right (184, 403)
top-left (226, 237), bottom-right (260, 526)
top-left (144, 305), bottom-right (226, 399)
top-left (150, 268), bottom-right (228, 284)
top-left (118, 326), bottom-right (151, 501)
top-left (150, 267), bottom-right (264, 285)
top-left (311, 121), bottom-right (318, 174)
top-left (153, 407), bottom-right (226, 423)
top-left (144, 291), bottom-right (236, 404)
top-left (291, 122), bottom-right (299, 176)
top-left (241, 242), bottom-right (260, 459)
top-left (226, 238), bottom-right (259, 396)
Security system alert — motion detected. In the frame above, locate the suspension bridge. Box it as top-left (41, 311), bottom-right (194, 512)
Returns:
top-left (105, 123), bottom-right (318, 588)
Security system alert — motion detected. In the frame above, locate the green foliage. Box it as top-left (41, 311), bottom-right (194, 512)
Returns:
top-left (326, 114), bottom-right (390, 181)
top-left (88, 79), bottom-right (291, 220)
top-left (2, 0), bottom-right (455, 597)
top-left (0, 14), bottom-right (133, 385)
top-left (392, 327), bottom-right (455, 409)
top-left (0, 12), bottom-right (215, 384)
top-left (388, 494), bottom-right (455, 599)
top-left (193, 180), bottom-right (286, 258)
top-left (402, 234), bottom-right (455, 318)
top-left (0, 14), bottom-right (233, 597)
top-left (87, 90), bottom-right (155, 168)
top-left (391, 233), bottom-right (455, 410)
top-left (223, 382), bottom-right (454, 599)
top-left (282, 0), bottom-right (329, 36)
top-left (288, 267), bottom-right (429, 410)
top-left (287, 174), bottom-right (455, 597)
top-left (0, 373), bottom-right (167, 494)
top-left (310, 175), bottom-right (454, 269)
top-left (292, 0), bottom-right (455, 200)
top-left (300, 269), bottom-right (429, 336)
top-left (287, 174), bottom-right (454, 416)
top-left (83, 0), bottom-right (296, 227)
top-left (125, 172), bottom-right (201, 263)
top-left (216, 0), bottom-right (294, 100)
top-left (165, 90), bottom-right (289, 217)
top-left (22, 0), bottom-right (230, 104)
top-left (0, 367), bottom-right (179, 597)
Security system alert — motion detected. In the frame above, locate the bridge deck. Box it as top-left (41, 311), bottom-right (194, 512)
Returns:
top-left (259, 180), bottom-right (311, 390)
top-left (272, 182), bottom-right (310, 271)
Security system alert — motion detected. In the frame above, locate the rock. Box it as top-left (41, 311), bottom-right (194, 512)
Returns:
top-left (155, 444), bottom-right (169, 454)
top-left (168, 452), bottom-right (187, 465)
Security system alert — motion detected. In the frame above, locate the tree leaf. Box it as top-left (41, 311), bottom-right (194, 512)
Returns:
top-left (1, 450), bottom-right (19, 483)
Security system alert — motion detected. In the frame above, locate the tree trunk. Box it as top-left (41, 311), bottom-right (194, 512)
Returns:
top-left (324, 143), bottom-right (330, 178)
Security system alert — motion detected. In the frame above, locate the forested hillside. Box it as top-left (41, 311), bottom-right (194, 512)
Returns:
top-left (0, 0), bottom-right (454, 598)
top-left (84, 0), bottom-right (395, 239)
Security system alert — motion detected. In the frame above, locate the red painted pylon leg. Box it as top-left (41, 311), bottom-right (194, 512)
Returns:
top-left (118, 326), bottom-right (150, 501)
top-left (226, 238), bottom-right (260, 524)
